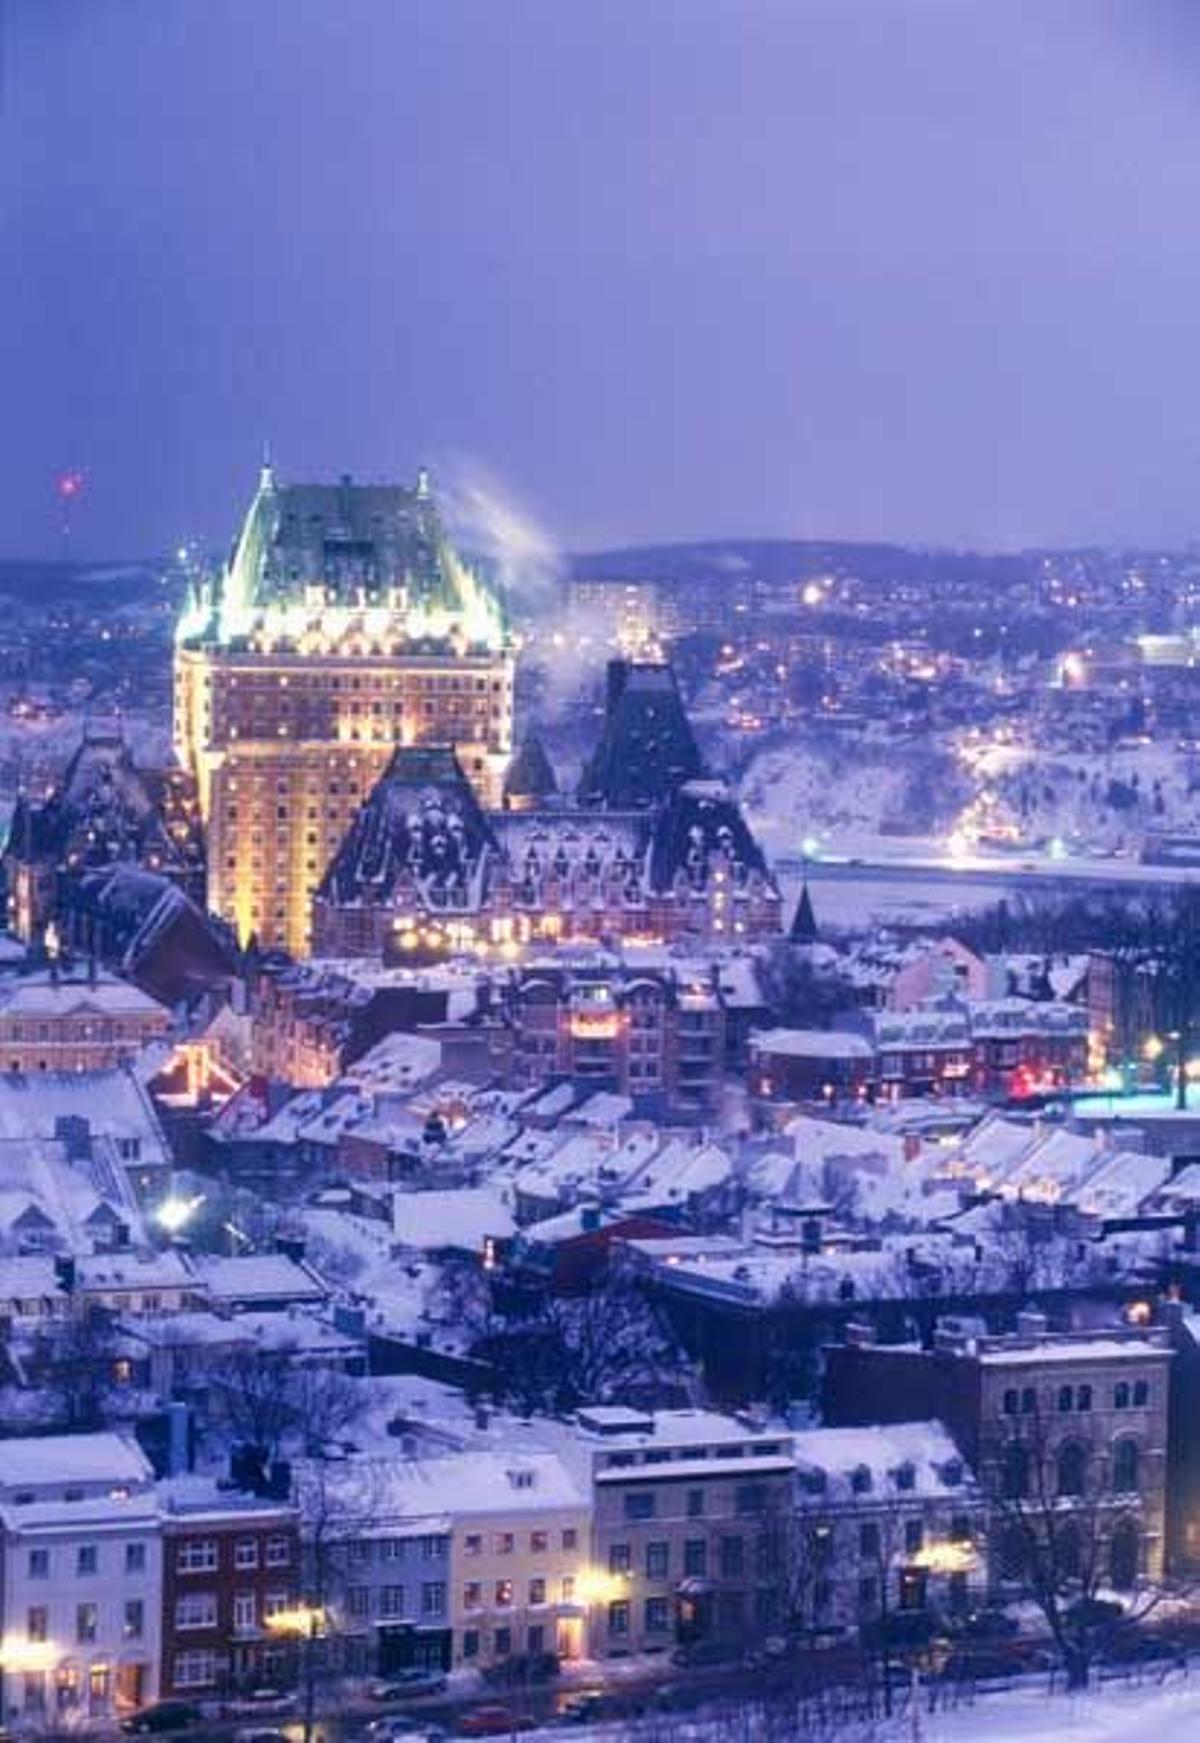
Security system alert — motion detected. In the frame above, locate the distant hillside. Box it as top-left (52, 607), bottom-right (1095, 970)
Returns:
top-left (0, 561), bottom-right (166, 608)
top-left (566, 538), bottom-right (1038, 588)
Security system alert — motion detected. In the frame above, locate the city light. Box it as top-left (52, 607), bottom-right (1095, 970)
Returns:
top-left (0, 1639), bottom-right (60, 1672)
top-left (264, 1604), bottom-right (328, 1636)
top-left (155, 1193), bottom-right (205, 1235)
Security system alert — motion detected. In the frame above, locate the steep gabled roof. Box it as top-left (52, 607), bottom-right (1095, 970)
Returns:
top-left (790, 881), bottom-right (819, 944)
top-left (578, 661), bottom-right (705, 808)
top-left (504, 735), bottom-right (558, 803)
top-left (318, 746), bottom-right (497, 910)
top-left (647, 778), bottom-right (773, 895)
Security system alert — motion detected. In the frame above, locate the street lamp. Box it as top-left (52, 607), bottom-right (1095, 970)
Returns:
top-left (0, 1638), bottom-right (61, 1725)
top-left (265, 1605), bottom-right (327, 1743)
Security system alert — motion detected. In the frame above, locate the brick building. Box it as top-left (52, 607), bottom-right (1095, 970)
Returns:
top-left (158, 1480), bottom-right (300, 1700)
top-left (823, 1315), bottom-right (1172, 1594)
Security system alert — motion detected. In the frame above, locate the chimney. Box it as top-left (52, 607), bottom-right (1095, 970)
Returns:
top-left (166, 1401), bottom-right (193, 1477)
top-left (606, 658), bottom-right (631, 715)
top-left (843, 1320), bottom-right (875, 1348)
top-left (1015, 1308), bottom-right (1048, 1340)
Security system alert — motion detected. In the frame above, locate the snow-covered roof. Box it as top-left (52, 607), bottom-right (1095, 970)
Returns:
top-left (0, 971), bottom-right (168, 1021)
top-left (0, 1068), bottom-right (170, 1164)
top-left (195, 1253), bottom-right (328, 1306)
top-left (392, 1187), bottom-right (516, 1252)
top-left (307, 1448), bottom-right (587, 1529)
top-left (0, 1431), bottom-right (152, 1494)
top-left (792, 1420), bottom-right (975, 1500)
top-left (76, 1249), bottom-right (197, 1293)
top-left (751, 1029), bottom-right (873, 1061)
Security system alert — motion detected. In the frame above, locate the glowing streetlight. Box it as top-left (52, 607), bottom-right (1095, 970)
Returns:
top-left (155, 1194), bottom-right (205, 1235)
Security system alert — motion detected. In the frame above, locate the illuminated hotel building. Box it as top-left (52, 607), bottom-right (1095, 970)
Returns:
top-left (174, 466), bottom-right (514, 955)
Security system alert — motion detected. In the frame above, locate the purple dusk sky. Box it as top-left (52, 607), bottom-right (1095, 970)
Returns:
top-left (3, 0), bottom-right (1200, 560)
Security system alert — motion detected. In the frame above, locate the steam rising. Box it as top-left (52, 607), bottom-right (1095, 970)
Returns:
top-left (437, 461), bottom-right (562, 621)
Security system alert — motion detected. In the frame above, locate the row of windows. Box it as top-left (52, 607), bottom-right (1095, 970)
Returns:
top-left (175, 1590), bottom-right (291, 1630)
top-left (613, 1482), bottom-right (773, 1518)
top-left (1001, 1438), bottom-right (1142, 1499)
top-left (1001, 1380), bottom-right (1151, 1416)
top-left (28, 1543), bottom-right (146, 1579)
top-left (345, 1535), bottom-right (448, 1563)
top-left (799, 1460), bottom-right (962, 1498)
top-left (607, 1588), bottom-right (779, 1635)
top-left (462, 1622), bottom-right (550, 1660)
top-left (463, 1577), bottom-right (561, 1611)
top-left (176, 1536), bottom-right (292, 1573)
top-left (343, 1582), bottom-right (445, 1619)
top-left (603, 1449), bottom-right (781, 1472)
top-left (26, 1600), bottom-right (144, 1644)
top-left (463, 1529), bottom-right (577, 1556)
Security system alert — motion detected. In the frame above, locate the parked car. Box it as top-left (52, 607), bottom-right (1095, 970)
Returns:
top-left (938, 1649), bottom-right (1017, 1686)
top-left (234, 1728), bottom-right (292, 1743)
top-left (366, 1726), bottom-right (445, 1743)
top-left (368, 1671), bottom-right (448, 1701)
top-left (482, 1650), bottom-right (559, 1688)
top-left (669, 1639), bottom-right (741, 1669)
top-left (458, 1706), bottom-right (535, 1737)
top-left (954, 1609), bottom-right (1019, 1644)
top-left (557, 1692), bottom-right (606, 1724)
top-left (226, 1691), bottom-right (296, 1718)
top-left (120, 1703), bottom-right (202, 1735)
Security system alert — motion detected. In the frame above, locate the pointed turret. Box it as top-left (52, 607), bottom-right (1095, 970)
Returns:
top-left (790, 880), bottom-right (818, 945)
top-left (504, 736), bottom-right (558, 812)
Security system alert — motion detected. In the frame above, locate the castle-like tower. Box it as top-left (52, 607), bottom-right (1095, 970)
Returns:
top-left (174, 466), bottom-right (514, 955)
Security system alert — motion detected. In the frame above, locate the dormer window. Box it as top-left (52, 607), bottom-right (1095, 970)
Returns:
top-left (942, 1460), bottom-right (963, 1488)
top-left (851, 1465), bottom-right (873, 1496)
top-left (894, 1463), bottom-right (916, 1492)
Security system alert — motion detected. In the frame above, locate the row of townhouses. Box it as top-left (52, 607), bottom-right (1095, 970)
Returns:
top-left (0, 1315), bottom-right (1172, 1724)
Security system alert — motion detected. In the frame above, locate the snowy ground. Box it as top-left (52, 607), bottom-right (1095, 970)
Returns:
top-left (553, 1681), bottom-right (1200, 1742)
top-left (742, 731), bottom-right (1200, 872)
top-left (923, 1680), bottom-right (1200, 1742)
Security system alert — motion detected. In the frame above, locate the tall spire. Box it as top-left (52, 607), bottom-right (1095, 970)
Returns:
top-left (259, 440), bottom-right (276, 493)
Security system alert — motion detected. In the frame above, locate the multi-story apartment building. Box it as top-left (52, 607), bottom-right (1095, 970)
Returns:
top-left (823, 1315), bottom-right (1172, 1593)
top-left (574, 1407), bottom-right (795, 1658)
top-left (317, 1451), bottom-right (588, 1676)
top-left (174, 467), bottom-right (514, 955)
top-left (158, 1479), bottom-right (300, 1701)
top-left (506, 963), bottom-right (728, 1121)
top-left (0, 969), bottom-right (170, 1074)
top-left (447, 1453), bottom-right (590, 1672)
top-left (0, 1434), bottom-right (163, 1725)
top-left (791, 1423), bottom-right (986, 1636)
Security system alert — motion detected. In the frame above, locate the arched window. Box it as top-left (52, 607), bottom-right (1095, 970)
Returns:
top-left (1113, 1439), bottom-right (1140, 1495)
top-left (1110, 1518), bottom-right (1139, 1590)
top-left (1077, 1384), bottom-right (1093, 1412)
top-left (1002, 1389), bottom-right (1019, 1417)
top-left (1058, 1385), bottom-right (1074, 1413)
top-left (1133, 1380), bottom-right (1149, 1408)
top-left (1002, 1443), bottom-right (1029, 1501)
top-left (999, 1526), bottom-right (1027, 1582)
top-left (1114, 1382), bottom-right (1131, 1410)
top-left (1057, 1442), bottom-right (1087, 1499)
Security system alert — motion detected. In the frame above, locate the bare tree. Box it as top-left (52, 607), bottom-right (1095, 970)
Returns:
top-left (209, 1344), bottom-right (366, 1463)
top-left (32, 1307), bottom-right (122, 1431)
top-left (472, 1281), bottom-right (699, 1415)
